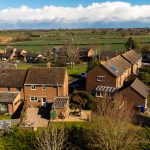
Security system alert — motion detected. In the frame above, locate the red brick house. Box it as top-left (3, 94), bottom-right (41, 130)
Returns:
top-left (78, 48), bottom-right (95, 62)
top-left (121, 50), bottom-right (142, 74)
top-left (115, 78), bottom-right (149, 112)
top-left (86, 55), bottom-right (131, 97)
top-left (24, 67), bottom-right (68, 107)
top-left (0, 69), bottom-right (27, 115)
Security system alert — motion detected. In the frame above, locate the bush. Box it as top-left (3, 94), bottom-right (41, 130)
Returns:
top-left (70, 91), bottom-right (96, 110)
top-left (140, 127), bottom-right (150, 150)
top-left (66, 125), bottom-right (89, 150)
top-left (1, 127), bottom-right (35, 150)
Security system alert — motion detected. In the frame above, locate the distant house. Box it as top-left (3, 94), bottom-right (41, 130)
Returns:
top-left (121, 50), bottom-right (142, 74)
top-left (15, 48), bottom-right (27, 60)
top-left (2, 48), bottom-right (16, 60)
top-left (86, 55), bottom-right (132, 97)
top-left (49, 46), bottom-right (66, 60)
top-left (99, 50), bottom-right (117, 61)
top-left (78, 48), bottom-right (95, 62)
top-left (0, 69), bottom-right (27, 115)
top-left (24, 67), bottom-right (68, 107)
top-left (115, 78), bottom-right (149, 112)
top-left (0, 50), bottom-right (5, 59)
top-left (26, 53), bottom-right (43, 63)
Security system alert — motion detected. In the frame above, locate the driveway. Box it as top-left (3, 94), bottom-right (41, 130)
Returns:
top-left (24, 107), bottom-right (49, 128)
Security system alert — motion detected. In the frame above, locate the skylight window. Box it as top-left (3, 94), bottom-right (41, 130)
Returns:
top-left (110, 66), bottom-right (118, 73)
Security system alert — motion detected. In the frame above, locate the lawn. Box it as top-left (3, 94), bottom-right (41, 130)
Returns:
top-left (67, 64), bottom-right (87, 75)
top-left (0, 29), bottom-right (150, 54)
top-left (17, 63), bottom-right (47, 70)
top-left (0, 115), bottom-right (11, 120)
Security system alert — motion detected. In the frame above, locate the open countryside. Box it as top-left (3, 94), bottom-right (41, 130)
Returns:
top-left (0, 29), bottom-right (150, 53)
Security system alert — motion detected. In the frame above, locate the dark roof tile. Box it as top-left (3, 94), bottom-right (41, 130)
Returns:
top-left (25, 67), bottom-right (66, 85)
top-left (102, 55), bottom-right (131, 77)
top-left (130, 78), bottom-right (149, 98)
top-left (121, 50), bottom-right (141, 64)
top-left (0, 69), bottom-right (27, 87)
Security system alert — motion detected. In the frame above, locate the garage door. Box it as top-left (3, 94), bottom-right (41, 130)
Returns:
top-left (0, 103), bottom-right (8, 114)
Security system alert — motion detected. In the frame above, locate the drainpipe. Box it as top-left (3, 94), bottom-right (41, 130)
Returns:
top-left (57, 82), bottom-right (59, 97)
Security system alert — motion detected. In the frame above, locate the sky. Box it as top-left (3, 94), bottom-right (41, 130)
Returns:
top-left (0, 0), bottom-right (150, 29)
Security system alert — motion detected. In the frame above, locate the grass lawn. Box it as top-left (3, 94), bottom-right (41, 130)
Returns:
top-left (0, 115), bottom-right (11, 120)
top-left (50, 121), bottom-right (87, 128)
top-left (67, 64), bottom-right (87, 75)
top-left (17, 63), bottom-right (47, 70)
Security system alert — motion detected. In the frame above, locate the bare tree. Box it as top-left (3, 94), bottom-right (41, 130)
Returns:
top-left (64, 32), bottom-right (80, 68)
top-left (35, 123), bottom-right (67, 150)
top-left (86, 97), bottom-right (143, 150)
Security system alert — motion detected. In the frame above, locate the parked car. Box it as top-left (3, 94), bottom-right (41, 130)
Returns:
top-left (80, 73), bottom-right (87, 78)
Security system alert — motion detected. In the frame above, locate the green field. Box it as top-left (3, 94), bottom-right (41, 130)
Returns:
top-left (0, 29), bottom-right (150, 53)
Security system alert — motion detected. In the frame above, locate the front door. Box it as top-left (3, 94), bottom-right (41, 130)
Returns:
top-left (42, 97), bottom-right (47, 108)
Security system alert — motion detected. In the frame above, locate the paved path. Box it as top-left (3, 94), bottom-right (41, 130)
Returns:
top-left (25, 107), bottom-right (49, 128)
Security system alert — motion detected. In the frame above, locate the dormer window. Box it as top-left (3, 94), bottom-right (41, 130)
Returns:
top-left (42, 85), bottom-right (45, 90)
top-left (31, 85), bottom-right (36, 90)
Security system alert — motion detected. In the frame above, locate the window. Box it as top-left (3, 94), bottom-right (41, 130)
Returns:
top-left (30, 97), bottom-right (38, 102)
top-left (42, 85), bottom-right (45, 90)
top-left (97, 76), bottom-right (105, 82)
top-left (31, 85), bottom-right (36, 90)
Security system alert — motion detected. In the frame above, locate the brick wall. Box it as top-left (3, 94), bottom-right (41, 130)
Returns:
top-left (24, 84), bottom-right (68, 107)
top-left (115, 87), bottom-right (146, 110)
top-left (0, 87), bottom-right (24, 99)
top-left (86, 65), bottom-right (117, 92)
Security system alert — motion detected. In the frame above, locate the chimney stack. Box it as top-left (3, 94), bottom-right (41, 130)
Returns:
top-left (47, 62), bottom-right (50, 68)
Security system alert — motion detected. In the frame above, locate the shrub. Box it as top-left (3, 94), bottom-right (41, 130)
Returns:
top-left (70, 91), bottom-right (96, 110)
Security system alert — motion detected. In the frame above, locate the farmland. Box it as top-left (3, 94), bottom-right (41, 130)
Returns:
top-left (0, 29), bottom-right (150, 53)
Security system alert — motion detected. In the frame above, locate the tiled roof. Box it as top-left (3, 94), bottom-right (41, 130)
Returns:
top-left (130, 78), bottom-right (149, 99)
top-left (121, 50), bottom-right (141, 65)
top-left (0, 69), bottom-right (27, 87)
top-left (25, 67), bottom-right (66, 85)
top-left (52, 97), bottom-right (68, 108)
top-left (0, 92), bottom-right (19, 103)
top-left (102, 55), bottom-right (131, 77)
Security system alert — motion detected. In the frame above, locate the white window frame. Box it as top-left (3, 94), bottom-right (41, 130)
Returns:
top-left (31, 85), bottom-right (36, 90)
top-left (42, 85), bottom-right (45, 90)
top-left (97, 76), bottom-right (105, 82)
top-left (30, 96), bottom-right (38, 102)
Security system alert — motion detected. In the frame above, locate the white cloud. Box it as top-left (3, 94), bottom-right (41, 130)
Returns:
top-left (0, 1), bottom-right (150, 27)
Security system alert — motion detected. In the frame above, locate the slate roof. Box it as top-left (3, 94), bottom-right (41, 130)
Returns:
top-left (102, 55), bottom-right (131, 77)
top-left (0, 92), bottom-right (19, 103)
top-left (0, 69), bottom-right (27, 87)
top-left (25, 67), bottom-right (66, 85)
top-left (121, 50), bottom-right (141, 65)
top-left (130, 78), bottom-right (149, 99)
top-left (52, 97), bottom-right (68, 108)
